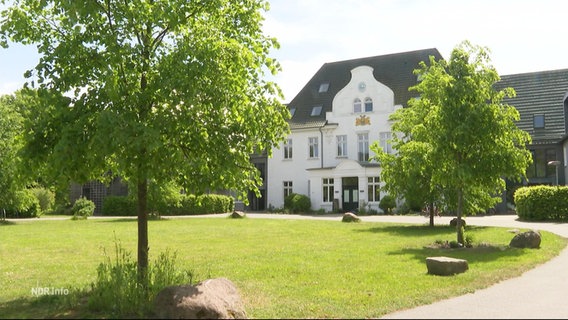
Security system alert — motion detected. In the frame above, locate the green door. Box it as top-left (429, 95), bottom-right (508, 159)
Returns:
top-left (342, 186), bottom-right (359, 212)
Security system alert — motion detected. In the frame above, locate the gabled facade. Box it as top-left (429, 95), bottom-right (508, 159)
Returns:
top-left (266, 49), bottom-right (443, 212)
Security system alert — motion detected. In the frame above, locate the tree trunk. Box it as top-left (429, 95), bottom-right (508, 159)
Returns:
top-left (137, 178), bottom-right (149, 289)
top-left (456, 189), bottom-right (464, 245)
top-left (428, 201), bottom-right (435, 227)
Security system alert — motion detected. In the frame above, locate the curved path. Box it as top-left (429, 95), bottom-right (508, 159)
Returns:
top-left (244, 213), bottom-right (568, 319)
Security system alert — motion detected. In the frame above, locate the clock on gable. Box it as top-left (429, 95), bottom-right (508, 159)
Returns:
top-left (358, 81), bottom-right (366, 92)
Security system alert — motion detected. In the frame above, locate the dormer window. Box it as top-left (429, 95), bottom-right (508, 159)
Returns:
top-left (318, 82), bottom-right (329, 93)
top-left (311, 105), bottom-right (322, 116)
top-left (353, 98), bottom-right (362, 113)
top-left (289, 107), bottom-right (296, 117)
top-left (364, 98), bottom-right (373, 112)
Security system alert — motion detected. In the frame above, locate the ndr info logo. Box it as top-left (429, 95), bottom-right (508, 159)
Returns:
top-left (31, 286), bottom-right (69, 297)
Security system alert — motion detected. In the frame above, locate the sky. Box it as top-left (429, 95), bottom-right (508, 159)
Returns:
top-left (1, 0), bottom-right (567, 102)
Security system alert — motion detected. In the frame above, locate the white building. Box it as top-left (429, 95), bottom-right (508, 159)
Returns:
top-left (265, 48), bottom-right (443, 212)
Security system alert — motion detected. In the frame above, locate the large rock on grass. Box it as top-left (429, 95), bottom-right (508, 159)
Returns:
top-left (153, 278), bottom-right (247, 319)
top-left (426, 256), bottom-right (469, 276)
top-left (342, 212), bottom-right (361, 223)
top-left (510, 230), bottom-right (541, 249)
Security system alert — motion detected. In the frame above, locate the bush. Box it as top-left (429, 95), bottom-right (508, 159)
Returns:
top-left (284, 193), bottom-right (311, 213)
top-left (379, 195), bottom-right (396, 214)
top-left (102, 196), bottom-right (137, 216)
top-left (88, 241), bottom-right (195, 318)
top-left (103, 193), bottom-right (234, 216)
top-left (30, 187), bottom-right (55, 214)
top-left (72, 197), bottom-right (95, 220)
top-left (5, 189), bottom-right (41, 218)
top-left (515, 185), bottom-right (568, 221)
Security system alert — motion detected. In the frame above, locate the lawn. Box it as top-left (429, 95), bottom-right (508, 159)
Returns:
top-left (0, 215), bottom-right (566, 318)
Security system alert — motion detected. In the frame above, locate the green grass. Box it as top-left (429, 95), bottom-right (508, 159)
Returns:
top-left (1, 216), bottom-right (566, 318)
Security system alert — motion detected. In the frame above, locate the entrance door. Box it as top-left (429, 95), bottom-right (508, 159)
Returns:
top-left (342, 177), bottom-right (359, 212)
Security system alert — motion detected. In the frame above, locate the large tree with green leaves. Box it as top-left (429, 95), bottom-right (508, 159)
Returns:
top-left (0, 94), bottom-right (25, 214)
top-left (374, 41), bottom-right (532, 244)
top-left (0, 0), bottom-right (289, 283)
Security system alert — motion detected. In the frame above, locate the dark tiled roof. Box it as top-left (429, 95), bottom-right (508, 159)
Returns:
top-left (496, 69), bottom-right (568, 144)
top-left (286, 48), bottom-right (444, 129)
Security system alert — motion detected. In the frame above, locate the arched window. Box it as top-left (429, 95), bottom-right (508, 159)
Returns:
top-left (353, 98), bottom-right (362, 113)
top-left (364, 97), bottom-right (373, 112)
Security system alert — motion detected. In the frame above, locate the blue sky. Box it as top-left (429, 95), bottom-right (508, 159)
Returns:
top-left (1, 0), bottom-right (567, 102)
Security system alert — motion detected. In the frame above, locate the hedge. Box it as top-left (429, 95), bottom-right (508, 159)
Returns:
top-left (514, 185), bottom-right (568, 221)
top-left (102, 193), bottom-right (233, 216)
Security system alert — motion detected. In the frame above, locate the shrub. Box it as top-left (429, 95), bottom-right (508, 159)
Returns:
top-left (5, 189), bottom-right (41, 218)
top-left (284, 193), bottom-right (311, 213)
top-left (102, 196), bottom-right (136, 216)
top-left (515, 185), bottom-right (568, 221)
top-left (72, 197), bottom-right (95, 220)
top-left (88, 241), bottom-right (195, 318)
top-left (379, 195), bottom-right (396, 214)
top-left (30, 187), bottom-right (55, 214)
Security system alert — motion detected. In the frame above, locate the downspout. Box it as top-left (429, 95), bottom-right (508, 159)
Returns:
top-left (319, 122), bottom-right (326, 168)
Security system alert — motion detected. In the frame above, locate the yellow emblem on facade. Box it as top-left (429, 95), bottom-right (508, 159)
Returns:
top-left (355, 114), bottom-right (370, 126)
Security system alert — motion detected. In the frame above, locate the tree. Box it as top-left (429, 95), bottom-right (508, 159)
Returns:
top-left (0, 94), bottom-right (25, 212)
top-left (1, 0), bottom-right (289, 284)
top-left (374, 41), bottom-right (532, 244)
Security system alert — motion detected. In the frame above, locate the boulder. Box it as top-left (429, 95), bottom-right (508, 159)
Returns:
top-left (509, 230), bottom-right (541, 249)
top-left (230, 211), bottom-right (246, 219)
top-left (426, 256), bottom-right (469, 276)
top-left (153, 278), bottom-right (247, 319)
top-left (449, 218), bottom-right (466, 227)
top-left (342, 212), bottom-right (360, 223)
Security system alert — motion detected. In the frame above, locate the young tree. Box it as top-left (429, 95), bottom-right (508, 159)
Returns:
top-left (375, 41), bottom-right (532, 244)
top-left (0, 0), bottom-right (290, 284)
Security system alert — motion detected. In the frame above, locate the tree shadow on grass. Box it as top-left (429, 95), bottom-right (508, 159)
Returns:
top-left (355, 224), bottom-right (525, 264)
top-left (0, 293), bottom-right (94, 319)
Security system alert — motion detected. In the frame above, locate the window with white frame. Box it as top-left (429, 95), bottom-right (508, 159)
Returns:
top-left (283, 138), bottom-right (293, 159)
top-left (336, 135), bottom-right (347, 157)
top-left (308, 137), bottom-right (319, 158)
top-left (283, 181), bottom-right (293, 198)
top-left (322, 178), bottom-right (334, 203)
top-left (358, 133), bottom-right (369, 161)
top-left (379, 132), bottom-right (393, 154)
top-left (353, 98), bottom-right (362, 113)
top-left (364, 97), bottom-right (373, 112)
top-left (367, 177), bottom-right (380, 202)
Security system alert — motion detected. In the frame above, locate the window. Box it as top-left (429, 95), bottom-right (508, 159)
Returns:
top-left (289, 107), bottom-right (296, 117)
top-left (379, 132), bottom-right (393, 154)
top-left (311, 105), bottom-right (322, 116)
top-left (353, 98), bottom-right (362, 113)
top-left (336, 135), bottom-right (347, 157)
top-left (527, 148), bottom-right (557, 179)
top-left (323, 178), bottom-right (334, 203)
top-left (364, 97), bottom-right (373, 112)
top-left (283, 139), bottom-right (293, 159)
top-left (358, 133), bottom-right (369, 162)
top-left (318, 82), bottom-right (329, 93)
top-left (367, 177), bottom-right (380, 202)
top-left (309, 137), bottom-right (319, 158)
top-left (534, 114), bottom-right (545, 129)
top-left (283, 181), bottom-right (293, 198)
